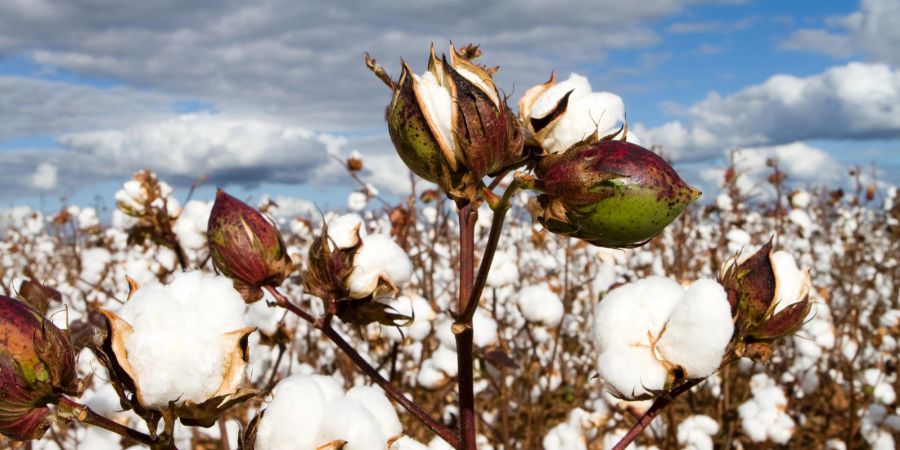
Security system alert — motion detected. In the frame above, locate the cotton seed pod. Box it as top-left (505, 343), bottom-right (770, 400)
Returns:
top-left (530, 140), bottom-right (700, 248)
top-left (720, 240), bottom-right (812, 361)
top-left (367, 44), bottom-right (524, 201)
top-left (208, 189), bottom-right (293, 303)
top-left (0, 296), bottom-right (78, 441)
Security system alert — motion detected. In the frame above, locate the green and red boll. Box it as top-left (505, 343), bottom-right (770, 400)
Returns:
top-left (207, 189), bottom-right (293, 303)
top-left (529, 139), bottom-right (701, 248)
top-left (0, 295), bottom-right (78, 441)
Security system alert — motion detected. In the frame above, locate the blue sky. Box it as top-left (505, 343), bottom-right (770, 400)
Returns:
top-left (0, 0), bottom-right (897, 214)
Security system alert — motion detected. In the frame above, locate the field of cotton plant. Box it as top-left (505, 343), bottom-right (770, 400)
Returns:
top-left (1, 44), bottom-right (899, 450)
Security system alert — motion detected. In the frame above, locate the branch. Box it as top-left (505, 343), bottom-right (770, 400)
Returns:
top-left (611, 378), bottom-right (703, 450)
top-left (58, 397), bottom-right (162, 448)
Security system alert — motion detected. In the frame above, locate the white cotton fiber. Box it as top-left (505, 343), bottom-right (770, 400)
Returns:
top-left (598, 346), bottom-right (667, 398)
top-left (173, 200), bottom-right (212, 251)
top-left (327, 213), bottom-right (367, 249)
top-left (115, 271), bottom-right (248, 409)
top-left (256, 375), bottom-right (404, 450)
top-left (414, 71), bottom-right (457, 156)
top-left (677, 415), bottom-right (719, 450)
top-left (593, 276), bottom-right (682, 354)
top-left (316, 397), bottom-right (388, 450)
top-left (517, 283), bottom-right (565, 327)
top-left (530, 73), bottom-right (592, 118)
top-left (656, 279), bottom-right (734, 379)
top-left (255, 376), bottom-right (327, 450)
top-left (346, 234), bottom-right (413, 299)
top-left (771, 251), bottom-right (807, 313)
top-left (345, 385), bottom-right (403, 437)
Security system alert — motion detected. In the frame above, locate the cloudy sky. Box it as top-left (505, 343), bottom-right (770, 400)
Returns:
top-left (1, 0), bottom-right (898, 211)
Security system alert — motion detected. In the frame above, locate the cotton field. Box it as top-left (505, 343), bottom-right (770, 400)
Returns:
top-left (0, 158), bottom-right (897, 449)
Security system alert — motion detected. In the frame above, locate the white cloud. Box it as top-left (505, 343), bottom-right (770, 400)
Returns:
top-left (56, 113), bottom-right (332, 185)
top-left (635, 62), bottom-right (900, 159)
top-left (31, 162), bottom-right (57, 190)
top-left (780, 0), bottom-right (900, 65)
top-left (0, 0), bottom-right (732, 131)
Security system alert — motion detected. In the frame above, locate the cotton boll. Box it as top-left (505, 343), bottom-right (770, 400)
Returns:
top-left (317, 397), bottom-right (387, 450)
top-left (255, 375), bottom-right (327, 450)
top-left (517, 283), bottom-right (565, 327)
top-left (677, 415), bottom-right (719, 450)
top-left (791, 190), bottom-right (811, 209)
top-left (348, 192), bottom-right (368, 211)
top-left (431, 345), bottom-right (458, 377)
top-left (598, 346), bottom-right (667, 398)
top-left (716, 194), bottom-right (733, 211)
top-left (473, 308), bottom-right (499, 348)
top-left (345, 385), bottom-right (403, 437)
top-left (414, 71), bottom-right (456, 156)
top-left (390, 436), bottom-right (429, 450)
top-left (80, 247), bottom-right (112, 285)
top-left (381, 295), bottom-right (434, 342)
top-left (309, 374), bottom-right (345, 402)
top-left (173, 200), bottom-right (212, 251)
top-left (594, 276), bottom-right (682, 354)
top-left (327, 214), bottom-right (367, 249)
top-left (656, 279), bottom-right (733, 379)
top-left (771, 251), bottom-right (809, 313)
top-left (486, 250), bottom-right (519, 288)
top-left (346, 234), bottom-right (413, 298)
top-left (530, 73), bottom-right (592, 118)
top-left (542, 422), bottom-right (586, 450)
top-left (113, 271), bottom-right (249, 409)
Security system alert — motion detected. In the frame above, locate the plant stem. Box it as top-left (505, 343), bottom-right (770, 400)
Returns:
top-left (58, 397), bottom-right (161, 448)
top-left (455, 204), bottom-right (478, 450)
top-left (265, 286), bottom-right (460, 448)
top-left (611, 378), bottom-right (702, 450)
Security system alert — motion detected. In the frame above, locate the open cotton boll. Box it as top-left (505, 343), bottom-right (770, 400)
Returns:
top-left (598, 346), bottom-right (668, 398)
top-left (255, 375), bottom-right (328, 450)
top-left (771, 251), bottom-right (809, 314)
top-left (738, 374), bottom-right (795, 444)
top-left (113, 271), bottom-right (249, 409)
top-left (414, 71), bottom-right (456, 155)
top-left (173, 200), bottom-right (212, 251)
top-left (486, 250), bottom-right (519, 288)
top-left (517, 283), bottom-right (564, 327)
top-left (347, 192), bottom-right (368, 211)
top-left (382, 295), bottom-right (435, 342)
top-left (542, 422), bottom-right (586, 450)
top-left (530, 73), bottom-right (592, 118)
top-left (345, 385), bottom-right (403, 437)
top-left (593, 276), bottom-right (683, 354)
top-left (317, 397), bottom-right (388, 450)
top-left (346, 234), bottom-right (413, 298)
top-left (677, 415), bottom-right (719, 450)
top-left (80, 247), bottom-right (112, 285)
top-left (656, 279), bottom-right (733, 379)
top-left (472, 308), bottom-right (499, 348)
top-left (327, 213), bottom-right (368, 249)
top-left (540, 91), bottom-right (625, 154)
top-left (390, 436), bottom-right (430, 450)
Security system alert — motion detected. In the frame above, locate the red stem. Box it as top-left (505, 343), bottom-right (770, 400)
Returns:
top-left (455, 204), bottom-right (478, 450)
top-left (58, 397), bottom-right (162, 448)
top-left (611, 378), bottom-right (702, 450)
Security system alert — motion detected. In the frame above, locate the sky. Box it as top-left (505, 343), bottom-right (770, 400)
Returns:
top-left (0, 0), bottom-right (898, 213)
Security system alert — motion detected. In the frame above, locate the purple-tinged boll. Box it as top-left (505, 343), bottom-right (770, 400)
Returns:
top-left (208, 189), bottom-right (293, 303)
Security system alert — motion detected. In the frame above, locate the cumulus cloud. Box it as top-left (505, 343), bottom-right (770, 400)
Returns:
top-left (634, 62), bottom-right (900, 159)
top-left (0, 0), bottom-right (729, 131)
top-left (779, 0), bottom-right (900, 65)
top-left (0, 113), bottom-right (338, 200)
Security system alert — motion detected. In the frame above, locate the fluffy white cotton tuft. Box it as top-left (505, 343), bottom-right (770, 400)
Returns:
top-left (598, 346), bottom-right (668, 398)
top-left (771, 251), bottom-right (809, 313)
top-left (327, 213), bottom-right (367, 249)
top-left (738, 373), bottom-right (795, 444)
top-left (114, 271), bottom-right (248, 408)
top-left (656, 279), bottom-right (734, 379)
top-left (593, 276), bottom-right (682, 354)
top-left (677, 415), bottom-right (719, 450)
top-left (414, 71), bottom-right (456, 154)
top-left (255, 375), bottom-right (403, 450)
top-left (517, 283), bottom-right (565, 327)
top-left (346, 234), bottom-right (413, 299)
top-left (173, 200), bottom-right (212, 251)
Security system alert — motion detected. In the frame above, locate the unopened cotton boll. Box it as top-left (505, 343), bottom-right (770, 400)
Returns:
top-left (346, 234), bottom-right (413, 299)
top-left (656, 279), bottom-right (733, 379)
top-left (517, 283), bottom-right (564, 327)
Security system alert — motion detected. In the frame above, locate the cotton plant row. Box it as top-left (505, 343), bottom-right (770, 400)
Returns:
top-left (0, 43), bottom-right (897, 450)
